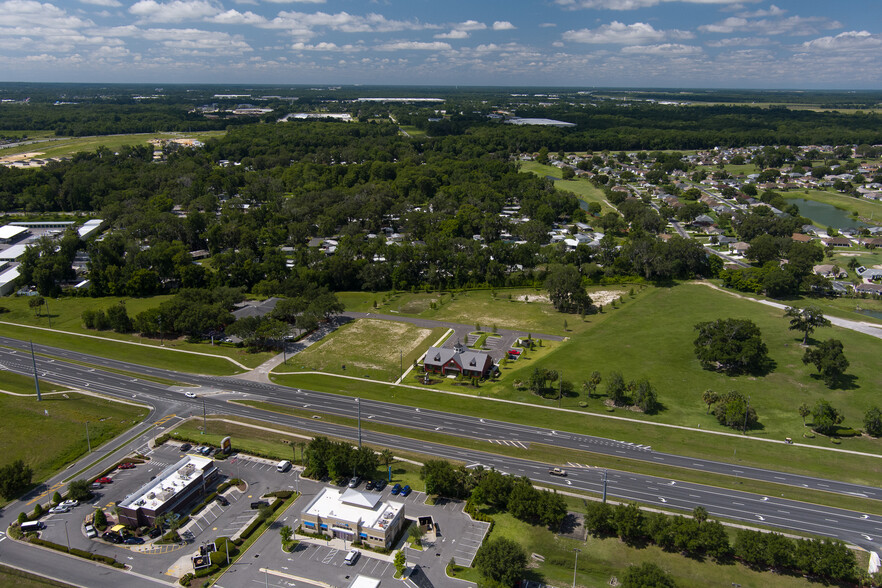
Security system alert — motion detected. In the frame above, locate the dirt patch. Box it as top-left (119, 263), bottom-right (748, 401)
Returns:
top-left (589, 290), bottom-right (626, 306)
top-left (516, 293), bottom-right (552, 304)
top-left (0, 151), bottom-right (43, 163)
top-left (312, 319), bottom-right (432, 365)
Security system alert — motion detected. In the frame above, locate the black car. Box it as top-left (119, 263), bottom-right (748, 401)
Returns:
top-left (124, 537), bottom-right (145, 545)
top-left (373, 479), bottom-right (387, 491)
top-left (216, 495), bottom-right (229, 506)
top-left (102, 532), bottom-right (122, 544)
top-left (364, 480), bottom-right (375, 491)
top-left (180, 443), bottom-right (192, 451)
top-left (148, 527), bottom-right (162, 538)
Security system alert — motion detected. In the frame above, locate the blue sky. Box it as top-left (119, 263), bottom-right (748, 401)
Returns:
top-left (1, 0), bottom-right (880, 88)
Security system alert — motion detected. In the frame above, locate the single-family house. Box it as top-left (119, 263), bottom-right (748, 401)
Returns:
top-left (855, 283), bottom-right (882, 296)
top-left (812, 264), bottom-right (847, 279)
top-left (791, 233), bottom-right (813, 243)
top-left (423, 341), bottom-right (493, 378)
top-left (730, 242), bottom-right (750, 255)
top-left (822, 237), bottom-right (852, 247)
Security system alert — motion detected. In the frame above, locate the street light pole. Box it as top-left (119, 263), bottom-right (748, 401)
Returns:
top-left (743, 395), bottom-right (751, 434)
top-left (86, 421), bottom-right (91, 453)
top-left (64, 520), bottom-right (71, 552)
top-left (30, 340), bottom-right (41, 402)
top-left (572, 547), bottom-right (581, 588)
top-left (202, 397), bottom-right (206, 435)
top-left (356, 398), bottom-right (361, 448)
top-left (45, 299), bottom-right (51, 328)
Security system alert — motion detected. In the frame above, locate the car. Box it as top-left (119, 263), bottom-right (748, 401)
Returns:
top-left (95, 477), bottom-right (112, 484)
top-left (344, 549), bottom-right (360, 566)
top-left (391, 483), bottom-right (402, 495)
top-left (180, 443), bottom-right (192, 451)
top-left (60, 499), bottom-right (79, 508)
top-left (148, 527), bottom-right (162, 539)
top-left (84, 524), bottom-right (97, 538)
top-left (90, 482), bottom-right (103, 490)
top-left (373, 479), bottom-right (387, 491)
top-left (118, 462), bottom-right (136, 470)
top-left (124, 537), bottom-right (145, 545)
top-left (49, 505), bottom-right (70, 514)
top-left (185, 391), bottom-right (197, 398)
top-left (400, 485), bottom-right (412, 497)
top-left (548, 467), bottom-right (567, 477)
top-left (200, 446), bottom-right (213, 456)
top-left (102, 532), bottom-right (122, 544)
top-left (216, 495), bottom-right (229, 506)
top-left (250, 501), bottom-right (269, 509)
top-left (364, 480), bottom-right (374, 491)
top-left (348, 476), bottom-right (361, 488)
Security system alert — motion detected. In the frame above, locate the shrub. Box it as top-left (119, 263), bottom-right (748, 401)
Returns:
top-left (17, 512), bottom-right (27, 525)
top-left (209, 550), bottom-right (227, 566)
top-left (33, 504), bottom-right (43, 517)
top-left (179, 573), bottom-right (194, 586)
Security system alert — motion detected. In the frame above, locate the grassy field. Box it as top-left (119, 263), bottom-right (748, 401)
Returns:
top-left (784, 188), bottom-right (882, 223)
top-left (169, 418), bottom-right (428, 491)
top-left (1, 371), bottom-right (69, 395)
top-left (287, 318), bottom-right (446, 382)
top-left (335, 286), bottom-right (641, 336)
top-left (0, 294), bottom-right (272, 369)
top-left (0, 131), bottom-right (226, 160)
top-left (518, 160), bottom-right (618, 214)
top-left (476, 509), bottom-right (856, 588)
top-left (0, 564), bottom-right (75, 588)
top-left (0, 392), bottom-right (148, 481)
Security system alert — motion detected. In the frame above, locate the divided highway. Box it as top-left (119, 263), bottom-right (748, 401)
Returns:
top-left (0, 337), bottom-right (880, 555)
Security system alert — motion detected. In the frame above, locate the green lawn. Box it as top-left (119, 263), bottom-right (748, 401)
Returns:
top-left (0, 294), bottom-right (272, 369)
top-left (0, 564), bottom-right (75, 588)
top-left (1, 371), bottom-right (69, 395)
top-left (281, 318), bottom-right (446, 382)
top-left (0, 392), bottom-right (148, 482)
top-left (336, 286), bottom-right (641, 336)
top-left (0, 131), bottom-right (226, 159)
top-left (479, 510), bottom-right (850, 588)
top-left (518, 160), bottom-right (618, 214)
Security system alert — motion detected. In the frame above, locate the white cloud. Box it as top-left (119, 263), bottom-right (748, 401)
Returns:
top-left (435, 30), bottom-right (468, 39)
top-left (555, 0), bottom-right (752, 9)
top-left (737, 4), bottom-right (784, 18)
top-left (539, 23), bottom-right (557, 28)
top-left (263, 11), bottom-right (435, 35)
top-left (799, 31), bottom-right (882, 52)
top-left (291, 41), bottom-right (361, 51)
top-left (706, 35), bottom-right (770, 47)
top-left (455, 20), bottom-right (485, 31)
top-left (210, 9), bottom-right (266, 25)
top-left (129, 0), bottom-right (220, 24)
top-left (79, 0), bottom-right (122, 6)
top-left (1, 0), bottom-right (93, 29)
top-left (562, 21), bottom-right (690, 44)
top-left (621, 43), bottom-right (702, 55)
top-left (492, 21), bottom-right (515, 31)
top-left (140, 27), bottom-right (252, 54)
top-left (699, 15), bottom-right (841, 36)
top-left (375, 40), bottom-right (451, 51)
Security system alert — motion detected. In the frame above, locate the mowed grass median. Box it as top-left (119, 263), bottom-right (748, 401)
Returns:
top-left (0, 392), bottom-right (148, 483)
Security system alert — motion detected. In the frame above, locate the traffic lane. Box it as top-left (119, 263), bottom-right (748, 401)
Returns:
top-left (4, 342), bottom-right (882, 524)
top-left (5, 339), bottom-right (881, 503)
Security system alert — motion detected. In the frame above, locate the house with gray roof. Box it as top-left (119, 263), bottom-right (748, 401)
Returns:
top-left (423, 340), bottom-right (493, 378)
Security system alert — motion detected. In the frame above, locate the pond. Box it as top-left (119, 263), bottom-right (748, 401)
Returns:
top-left (855, 308), bottom-right (882, 321)
top-left (787, 198), bottom-right (867, 229)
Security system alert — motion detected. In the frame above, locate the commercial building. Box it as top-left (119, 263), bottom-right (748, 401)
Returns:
top-left (301, 488), bottom-right (404, 550)
top-left (423, 340), bottom-right (494, 378)
top-left (118, 455), bottom-right (218, 527)
top-left (0, 225), bottom-right (28, 244)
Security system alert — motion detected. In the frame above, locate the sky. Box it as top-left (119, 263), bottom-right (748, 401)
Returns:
top-left (1, 0), bottom-right (881, 88)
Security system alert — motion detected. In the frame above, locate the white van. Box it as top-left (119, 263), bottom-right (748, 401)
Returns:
top-left (344, 549), bottom-right (360, 566)
top-left (276, 460), bottom-right (292, 472)
top-left (21, 521), bottom-right (44, 532)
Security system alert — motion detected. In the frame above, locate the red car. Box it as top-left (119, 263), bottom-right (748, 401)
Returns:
top-left (95, 477), bottom-right (113, 484)
top-left (118, 463), bottom-right (136, 470)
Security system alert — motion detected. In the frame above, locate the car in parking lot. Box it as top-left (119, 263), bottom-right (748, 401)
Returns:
top-left (148, 527), bottom-right (162, 539)
top-left (250, 501), bottom-right (269, 509)
top-left (400, 485), bottom-right (412, 497)
top-left (90, 482), bottom-right (103, 490)
top-left (118, 462), bottom-right (136, 470)
top-left (60, 499), bottom-right (79, 508)
top-left (84, 524), bottom-right (97, 538)
top-left (364, 480), bottom-right (374, 490)
top-left (344, 549), bottom-right (360, 566)
top-left (373, 479), bottom-right (387, 491)
top-left (216, 495), bottom-right (229, 506)
top-left (124, 537), bottom-right (145, 545)
top-left (391, 483), bottom-right (402, 495)
top-left (102, 532), bottom-right (122, 544)
top-left (180, 443), bottom-right (192, 451)
top-left (348, 476), bottom-right (361, 488)
top-left (95, 477), bottom-right (112, 484)
top-left (49, 505), bottom-right (70, 514)
top-left (200, 446), bottom-right (213, 456)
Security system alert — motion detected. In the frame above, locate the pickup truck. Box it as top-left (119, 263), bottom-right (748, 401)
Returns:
top-left (548, 467), bottom-right (567, 477)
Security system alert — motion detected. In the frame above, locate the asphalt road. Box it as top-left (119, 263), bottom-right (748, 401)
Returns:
top-left (0, 337), bottom-right (881, 561)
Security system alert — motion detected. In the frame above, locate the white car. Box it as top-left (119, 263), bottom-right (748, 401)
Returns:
top-left (60, 499), bottom-right (79, 508)
top-left (185, 391), bottom-right (197, 398)
top-left (84, 524), bottom-right (97, 538)
top-left (49, 505), bottom-right (70, 514)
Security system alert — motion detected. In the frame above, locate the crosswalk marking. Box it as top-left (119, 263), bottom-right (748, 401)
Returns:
top-left (488, 439), bottom-right (529, 449)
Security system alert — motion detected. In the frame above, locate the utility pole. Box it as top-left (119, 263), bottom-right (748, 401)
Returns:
top-left (602, 469), bottom-right (608, 503)
top-left (64, 520), bottom-right (71, 552)
top-left (30, 340), bottom-right (41, 401)
top-left (45, 299), bottom-right (51, 328)
top-left (572, 547), bottom-right (581, 588)
top-left (743, 395), bottom-right (751, 434)
top-left (86, 421), bottom-right (91, 453)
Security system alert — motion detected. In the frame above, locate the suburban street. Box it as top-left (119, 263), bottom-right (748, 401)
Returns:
top-left (0, 335), bottom-right (880, 573)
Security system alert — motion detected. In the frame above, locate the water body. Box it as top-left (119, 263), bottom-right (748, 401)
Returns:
top-left (855, 308), bottom-right (882, 321)
top-left (787, 198), bottom-right (867, 229)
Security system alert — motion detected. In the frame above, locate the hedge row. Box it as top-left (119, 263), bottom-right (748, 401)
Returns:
top-left (464, 498), bottom-right (495, 536)
top-left (28, 537), bottom-right (124, 568)
top-left (239, 498), bottom-right (289, 542)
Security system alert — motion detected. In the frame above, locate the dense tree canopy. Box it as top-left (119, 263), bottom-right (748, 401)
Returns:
top-left (693, 318), bottom-right (769, 375)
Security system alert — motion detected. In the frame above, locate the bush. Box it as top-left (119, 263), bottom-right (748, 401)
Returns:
top-left (266, 490), bottom-right (294, 498)
top-left (17, 512), bottom-right (27, 525)
top-left (194, 564), bottom-right (219, 578)
top-left (209, 550), bottom-right (227, 566)
top-left (179, 573), bottom-right (194, 586)
top-left (33, 504), bottom-right (43, 517)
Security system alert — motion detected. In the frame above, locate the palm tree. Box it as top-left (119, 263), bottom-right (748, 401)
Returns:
top-left (702, 389), bottom-right (719, 414)
top-left (692, 506), bottom-right (708, 525)
top-left (798, 403), bottom-right (811, 426)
